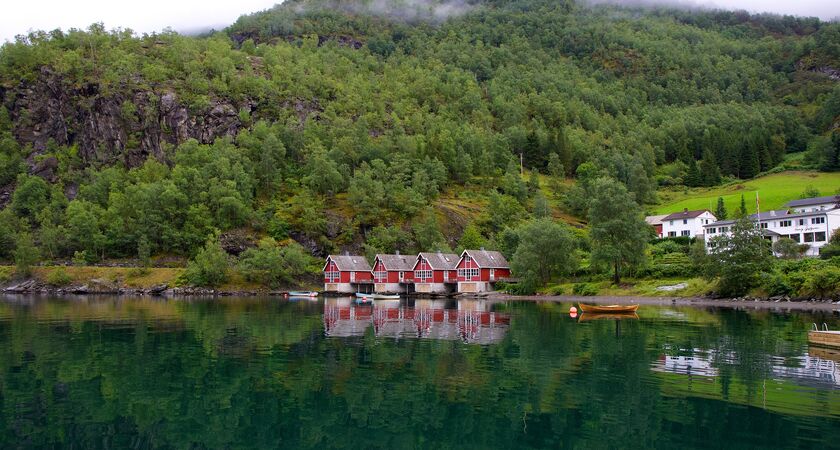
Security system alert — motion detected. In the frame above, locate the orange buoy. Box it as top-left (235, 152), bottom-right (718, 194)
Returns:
top-left (569, 306), bottom-right (578, 314)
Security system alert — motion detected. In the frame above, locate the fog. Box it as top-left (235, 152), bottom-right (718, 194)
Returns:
top-left (1, 0), bottom-right (837, 43)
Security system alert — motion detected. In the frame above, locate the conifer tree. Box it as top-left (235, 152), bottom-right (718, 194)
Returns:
top-left (714, 197), bottom-right (727, 220)
top-left (738, 194), bottom-right (748, 217)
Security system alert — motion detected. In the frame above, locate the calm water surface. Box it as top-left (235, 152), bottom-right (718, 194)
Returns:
top-left (1, 295), bottom-right (840, 449)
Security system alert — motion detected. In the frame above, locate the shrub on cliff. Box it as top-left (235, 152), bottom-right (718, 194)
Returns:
top-left (183, 236), bottom-right (229, 287)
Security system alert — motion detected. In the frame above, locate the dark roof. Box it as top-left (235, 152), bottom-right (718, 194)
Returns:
top-left (416, 252), bottom-right (459, 270)
top-left (374, 254), bottom-right (416, 271)
top-left (662, 209), bottom-right (711, 221)
top-left (785, 195), bottom-right (840, 208)
top-left (461, 249), bottom-right (509, 269)
top-left (326, 255), bottom-right (371, 272)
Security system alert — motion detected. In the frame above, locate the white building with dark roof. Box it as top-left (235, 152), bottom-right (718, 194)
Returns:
top-left (785, 195), bottom-right (840, 213)
top-left (661, 209), bottom-right (717, 238)
top-left (703, 199), bottom-right (840, 257)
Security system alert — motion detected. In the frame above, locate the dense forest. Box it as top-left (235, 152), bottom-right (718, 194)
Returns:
top-left (0, 0), bottom-right (838, 270)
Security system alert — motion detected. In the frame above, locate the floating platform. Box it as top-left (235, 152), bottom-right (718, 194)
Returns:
top-left (808, 330), bottom-right (840, 349)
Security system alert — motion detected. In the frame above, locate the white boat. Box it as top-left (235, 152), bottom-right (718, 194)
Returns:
top-left (288, 291), bottom-right (319, 297)
top-left (373, 294), bottom-right (400, 300)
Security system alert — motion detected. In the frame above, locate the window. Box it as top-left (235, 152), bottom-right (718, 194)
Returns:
top-left (681, 230), bottom-right (690, 236)
top-left (374, 269), bottom-right (387, 281)
top-left (458, 268), bottom-right (479, 279)
top-left (804, 233), bottom-right (814, 243)
top-left (760, 222), bottom-right (768, 229)
top-left (812, 217), bottom-right (826, 225)
top-left (326, 270), bottom-right (340, 282)
top-left (816, 232), bottom-right (826, 242)
top-left (668, 231), bottom-right (677, 237)
top-left (708, 228), bottom-right (716, 234)
top-left (719, 226), bottom-right (728, 233)
top-left (780, 220), bottom-right (792, 227)
top-left (683, 219), bottom-right (688, 225)
top-left (669, 220), bottom-right (674, 226)
top-left (788, 234), bottom-right (800, 243)
top-left (415, 270), bottom-right (433, 280)
top-left (798, 219), bottom-right (805, 226)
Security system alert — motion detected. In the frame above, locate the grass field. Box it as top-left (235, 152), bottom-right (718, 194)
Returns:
top-left (653, 171), bottom-right (840, 215)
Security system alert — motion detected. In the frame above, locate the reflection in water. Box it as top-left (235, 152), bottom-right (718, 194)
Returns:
top-left (323, 297), bottom-right (510, 344)
top-left (0, 295), bottom-right (839, 448)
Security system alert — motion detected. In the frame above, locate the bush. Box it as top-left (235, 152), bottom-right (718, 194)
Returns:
top-left (46, 268), bottom-right (73, 286)
top-left (238, 239), bottom-right (311, 288)
top-left (650, 253), bottom-right (694, 278)
top-left (759, 271), bottom-right (793, 297)
top-left (183, 236), bottom-right (229, 287)
top-left (803, 266), bottom-right (840, 298)
top-left (0, 266), bottom-right (11, 283)
top-left (650, 240), bottom-right (684, 257)
top-left (572, 283), bottom-right (598, 296)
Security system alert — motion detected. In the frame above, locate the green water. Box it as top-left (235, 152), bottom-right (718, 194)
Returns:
top-left (1, 296), bottom-right (840, 449)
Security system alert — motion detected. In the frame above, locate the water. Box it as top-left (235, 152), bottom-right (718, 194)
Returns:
top-left (1, 295), bottom-right (840, 449)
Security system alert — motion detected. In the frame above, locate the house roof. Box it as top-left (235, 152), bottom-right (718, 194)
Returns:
top-left (704, 208), bottom-right (836, 228)
top-left (662, 209), bottom-right (712, 221)
top-left (416, 252), bottom-right (459, 270)
top-left (785, 195), bottom-right (840, 208)
top-left (325, 255), bottom-right (372, 272)
top-left (461, 249), bottom-right (510, 269)
top-left (645, 214), bottom-right (668, 226)
top-left (374, 254), bottom-right (416, 271)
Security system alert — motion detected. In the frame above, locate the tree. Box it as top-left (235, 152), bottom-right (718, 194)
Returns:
top-left (532, 192), bottom-right (551, 218)
top-left (801, 185), bottom-right (820, 199)
top-left (737, 194), bottom-right (748, 218)
top-left (704, 217), bottom-right (772, 296)
top-left (11, 174), bottom-right (49, 221)
top-left (511, 218), bottom-right (578, 291)
top-left (13, 231), bottom-right (40, 278)
top-left (527, 169), bottom-right (540, 193)
top-left (137, 235), bottom-right (152, 268)
top-left (183, 236), bottom-right (229, 287)
top-left (413, 209), bottom-right (447, 251)
top-left (457, 224), bottom-right (486, 252)
top-left (588, 177), bottom-right (649, 284)
top-left (699, 150), bottom-right (721, 186)
top-left (772, 238), bottom-right (808, 260)
top-left (501, 159), bottom-right (527, 202)
top-left (714, 197), bottom-right (727, 220)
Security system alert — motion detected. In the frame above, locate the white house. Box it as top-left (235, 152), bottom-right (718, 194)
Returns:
top-left (703, 206), bottom-right (840, 257)
top-left (661, 209), bottom-right (717, 238)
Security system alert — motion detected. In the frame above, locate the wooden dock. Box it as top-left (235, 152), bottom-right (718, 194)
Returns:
top-left (808, 330), bottom-right (840, 349)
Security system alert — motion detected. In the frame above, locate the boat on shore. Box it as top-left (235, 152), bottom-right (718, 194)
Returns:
top-left (355, 293), bottom-right (400, 300)
top-left (578, 303), bottom-right (639, 314)
top-left (288, 291), bottom-right (319, 297)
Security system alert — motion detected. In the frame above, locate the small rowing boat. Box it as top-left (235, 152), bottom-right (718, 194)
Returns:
top-left (578, 303), bottom-right (638, 314)
top-left (288, 291), bottom-right (319, 297)
top-left (578, 312), bottom-right (639, 322)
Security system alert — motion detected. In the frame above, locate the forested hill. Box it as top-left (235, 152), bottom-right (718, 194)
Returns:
top-left (0, 0), bottom-right (838, 263)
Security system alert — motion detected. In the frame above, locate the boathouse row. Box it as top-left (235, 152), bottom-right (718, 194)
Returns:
top-left (323, 249), bottom-right (511, 294)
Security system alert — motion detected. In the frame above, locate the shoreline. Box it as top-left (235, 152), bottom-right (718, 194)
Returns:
top-left (496, 294), bottom-right (840, 311)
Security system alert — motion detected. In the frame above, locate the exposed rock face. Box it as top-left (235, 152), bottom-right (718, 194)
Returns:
top-left (4, 67), bottom-right (247, 171)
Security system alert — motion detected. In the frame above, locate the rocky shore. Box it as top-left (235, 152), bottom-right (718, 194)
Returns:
top-left (0, 278), bottom-right (287, 297)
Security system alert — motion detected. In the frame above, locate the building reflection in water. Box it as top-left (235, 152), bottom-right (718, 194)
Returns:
top-left (323, 297), bottom-right (510, 344)
top-left (652, 345), bottom-right (840, 389)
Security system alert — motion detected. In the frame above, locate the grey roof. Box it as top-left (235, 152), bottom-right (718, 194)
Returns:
top-left (461, 249), bottom-right (510, 269)
top-left (645, 214), bottom-right (668, 225)
top-left (374, 254), bottom-right (416, 271)
top-left (785, 195), bottom-right (840, 208)
top-left (326, 255), bottom-right (372, 272)
top-left (706, 220), bottom-right (736, 227)
top-left (662, 209), bottom-right (711, 221)
top-left (416, 252), bottom-right (459, 270)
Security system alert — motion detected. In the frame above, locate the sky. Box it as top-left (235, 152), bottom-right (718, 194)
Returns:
top-left (0, 0), bottom-right (838, 43)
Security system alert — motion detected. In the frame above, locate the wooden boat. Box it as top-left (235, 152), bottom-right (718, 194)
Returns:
top-left (578, 312), bottom-right (639, 322)
top-left (808, 323), bottom-right (840, 349)
top-left (288, 291), bottom-right (319, 297)
top-left (578, 303), bottom-right (639, 314)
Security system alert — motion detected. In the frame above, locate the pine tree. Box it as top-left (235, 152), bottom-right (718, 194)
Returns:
top-left (714, 197), bottom-right (727, 220)
top-left (738, 194), bottom-right (748, 217)
top-left (685, 160), bottom-right (701, 187)
top-left (699, 150), bottom-right (721, 186)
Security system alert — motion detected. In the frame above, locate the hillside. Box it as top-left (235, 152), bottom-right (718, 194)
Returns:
top-left (0, 0), bottom-right (839, 263)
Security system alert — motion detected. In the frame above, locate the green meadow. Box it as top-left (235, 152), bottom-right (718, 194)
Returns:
top-left (653, 171), bottom-right (840, 216)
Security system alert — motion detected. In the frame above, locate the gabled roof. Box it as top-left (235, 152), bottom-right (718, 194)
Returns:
top-left (374, 254), bottom-right (415, 271)
top-left (461, 249), bottom-right (509, 269)
top-left (645, 214), bottom-right (668, 226)
top-left (785, 195), bottom-right (840, 208)
top-left (662, 209), bottom-right (713, 221)
top-left (415, 252), bottom-right (459, 270)
top-left (325, 255), bottom-right (371, 272)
